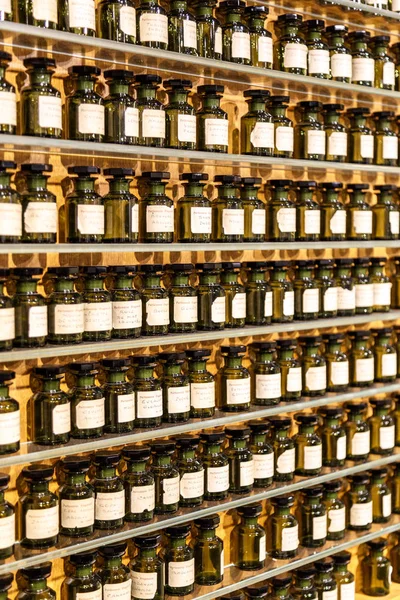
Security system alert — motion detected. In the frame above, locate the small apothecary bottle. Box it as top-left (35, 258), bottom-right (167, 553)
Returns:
top-left (91, 450), bottom-right (124, 530)
top-left (196, 85), bottom-right (229, 153)
top-left (68, 361), bottom-right (105, 439)
top-left (20, 163), bottom-right (57, 243)
top-left (66, 65), bottom-right (104, 142)
top-left (266, 493), bottom-right (299, 559)
top-left (46, 266), bottom-right (84, 345)
top-left (81, 266), bottom-right (112, 341)
top-left (130, 535), bottom-right (164, 600)
top-left (122, 444), bottom-right (155, 522)
top-left (18, 565), bottom-right (55, 600)
top-left (345, 473), bottom-right (373, 531)
top-left (199, 431), bottom-right (229, 501)
top-left (232, 503), bottom-right (266, 570)
top-left (12, 267), bottom-right (47, 348)
top-left (21, 58), bottom-right (62, 138)
top-left (186, 349), bottom-right (215, 419)
top-left (268, 415), bottom-right (295, 482)
top-left (135, 74), bottom-right (166, 147)
top-left (176, 436), bottom-right (204, 507)
top-left (221, 262), bottom-right (246, 328)
top-left (150, 441), bottom-right (179, 514)
top-left (138, 264), bottom-right (169, 336)
top-left (131, 355), bottom-right (163, 429)
top-left (58, 456), bottom-right (94, 537)
top-left (100, 358), bottom-right (135, 434)
top-left (361, 539), bottom-right (391, 597)
top-left (162, 524), bottom-right (195, 596)
top-left (250, 341), bottom-right (281, 406)
top-left (248, 420), bottom-right (274, 488)
top-left (193, 515), bottom-right (224, 585)
top-left (196, 262), bottom-right (226, 331)
top-left (176, 172), bottom-right (211, 243)
top-left (104, 70), bottom-right (137, 145)
top-left (219, 345), bottom-right (251, 412)
top-left (139, 171), bottom-right (173, 243)
top-left (164, 79), bottom-right (196, 150)
top-left (29, 365), bottom-right (70, 445)
top-left (159, 351), bottom-right (190, 423)
top-left (62, 551), bottom-right (102, 600)
top-left (167, 263), bottom-right (197, 333)
top-left (0, 371), bottom-right (19, 455)
top-left (0, 473), bottom-right (14, 558)
top-left (225, 426), bottom-right (254, 494)
top-left (344, 400), bottom-right (370, 461)
top-left (65, 166), bottom-right (104, 243)
top-left (294, 413), bottom-right (322, 476)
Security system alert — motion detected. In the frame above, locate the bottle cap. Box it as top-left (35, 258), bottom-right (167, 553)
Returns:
top-left (185, 349), bottom-right (211, 360)
top-left (347, 329), bottom-right (370, 339)
top-left (277, 13), bottom-right (302, 23)
top-left (99, 542), bottom-right (127, 558)
top-left (370, 327), bottom-right (393, 336)
top-left (244, 5), bottom-right (268, 15)
top-left (11, 267), bottom-right (43, 277)
top-left (243, 89), bottom-right (270, 100)
top-left (297, 100), bottom-right (323, 110)
top-left (248, 420), bottom-right (270, 434)
top-left (163, 78), bottom-right (192, 90)
top-left (303, 485), bottom-right (323, 498)
top-left (134, 74), bottom-right (162, 85)
top-left (348, 473), bottom-right (370, 484)
top-left (368, 467), bottom-right (388, 479)
top-left (0, 161), bottom-right (16, 170)
top-left (24, 57), bottom-right (56, 69)
top-left (107, 265), bottom-right (137, 275)
top-left (353, 257), bottom-right (371, 266)
top-left (47, 266), bottom-right (79, 276)
top-left (302, 18), bottom-right (325, 29)
top-left (294, 567), bottom-right (315, 580)
top-left (314, 559), bottom-right (334, 573)
top-left (237, 503), bottom-right (262, 518)
top-left (241, 177), bottom-right (262, 186)
top-left (166, 263), bottom-right (194, 273)
top-left (67, 361), bottom-right (99, 374)
top-left (367, 538), bottom-right (388, 550)
top-left (245, 583), bottom-right (270, 597)
top-left (267, 416), bottom-right (292, 428)
top-left (294, 413), bottom-right (319, 426)
top-left (140, 171), bottom-right (170, 181)
top-left (122, 445), bottom-right (151, 461)
top-left (369, 397), bottom-right (392, 409)
top-left (267, 96), bottom-right (290, 105)
top-left (335, 258), bottom-right (354, 267)
top-left (332, 551), bottom-right (351, 565)
top-left (0, 51), bottom-right (12, 62)
top-left (220, 345), bottom-right (246, 355)
top-left (134, 534), bottom-right (161, 547)
top-left (345, 400), bottom-right (368, 412)
top-left (22, 464), bottom-right (53, 481)
top-left (276, 338), bottom-right (297, 349)
top-left (195, 262), bottom-right (223, 271)
top-left (293, 180), bottom-right (317, 189)
top-left (158, 351), bottom-right (186, 362)
top-left (326, 24), bottom-right (348, 33)
top-left (321, 333), bottom-right (344, 343)
top-left (225, 426), bottom-right (251, 438)
top-left (199, 431), bottom-right (225, 443)
top-left (0, 371), bottom-right (15, 383)
top-left (131, 355), bottom-right (158, 366)
top-left (0, 473), bottom-right (10, 489)
top-left (32, 365), bottom-right (65, 378)
top-left (0, 574), bottom-right (13, 592)
top-left (221, 261), bottom-right (242, 270)
top-left (104, 69), bottom-right (134, 80)
top-left (68, 166), bottom-right (100, 176)
top-left (271, 493), bottom-right (295, 507)
top-left (20, 163), bottom-right (53, 173)
top-left (318, 406), bottom-right (344, 418)
top-left (197, 84), bottom-right (224, 95)
top-left (318, 181), bottom-right (343, 190)
top-left (138, 264), bottom-right (164, 273)
top-left (346, 183), bottom-right (369, 192)
top-left (165, 524), bottom-right (191, 537)
top-left (323, 480), bottom-right (343, 493)
top-left (345, 107), bottom-right (370, 116)
top-left (250, 341), bottom-right (277, 352)
top-left (194, 515), bottom-right (220, 528)
top-left (150, 441), bottom-right (176, 454)
top-left (104, 168), bottom-right (134, 177)
top-left (298, 335), bottom-right (322, 344)
top-left (270, 575), bottom-right (292, 588)
top-left (176, 435), bottom-right (200, 449)
top-left (315, 259), bottom-right (335, 267)
top-left (20, 563), bottom-right (52, 580)
top-left (61, 456), bottom-right (90, 472)
top-left (69, 65), bottom-right (101, 76)
top-left (91, 450), bottom-right (120, 467)
top-left (322, 103), bottom-right (344, 112)
top-left (69, 550), bottom-right (97, 565)
top-left (214, 174), bottom-right (241, 185)
top-left (100, 358), bottom-right (130, 369)
top-left (179, 172), bottom-right (209, 182)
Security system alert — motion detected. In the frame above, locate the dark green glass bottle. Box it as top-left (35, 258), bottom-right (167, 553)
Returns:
top-left (335, 258), bottom-right (356, 317)
top-left (344, 400), bottom-right (370, 461)
top-left (0, 53), bottom-right (16, 133)
top-left (30, 365), bottom-right (70, 445)
top-left (66, 66), bottom-right (104, 142)
top-left (369, 397), bottom-right (395, 455)
top-left (150, 440), bottom-right (179, 514)
top-left (193, 515), bottom-right (224, 585)
top-left (212, 175), bottom-right (244, 242)
top-left (0, 574), bottom-right (12, 599)
top-left (290, 568), bottom-right (317, 600)
top-left (248, 420), bottom-right (273, 487)
top-left (276, 338), bottom-right (302, 401)
top-left (297, 486), bottom-right (327, 548)
top-left (167, 263), bottom-right (197, 333)
top-left (267, 96), bottom-right (294, 158)
top-left (353, 257), bottom-right (373, 315)
top-left (303, 18), bottom-right (330, 78)
top-left (369, 467), bottom-right (392, 523)
top-left (162, 524), bottom-right (195, 596)
top-left (177, 172), bottom-right (211, 242)
top-left (349, 30), bottom-right (375, 86)
top-left (294, 413), bottom-right (322, 476)
top-left (219, 345), bottom-right (250, 412)
top-left (91, 450), bottom-right (124, 529)
top-left (138, 264), bottom-right (169, 336)
top-left (318, 182), bottom-right (346, 241)
top-left (326, 25), bottom-right (351, 83)
top-left (218, 0), bottom-right (250, 64)
top-left (332, 552), bottom-right (355, 600)
top-left (97, 0), bottom-right (136, 43)
top-left (81, 266), bottom-right (112, 341)
top-left (268, 415), bottom-right (295, 481)
top-left (0, 163), bottom-right (21, 243)
top-left (186, 349), bottom-right (215, 418)
top-left (104, 71), bottom-right (137, 145)
top-left (244, 5), bottom-right (272, 67)
top-left (372, 328), bottom-right (397, 383)
top-left (294, 101), bottom-right (326, 160)
top-left (221, 262), bottom-right (246, 328)
top-left (164, 79), bottom-right (196, 150)
top-left (0, 371), bottom-right (19, 455)
top-left (17, 565), bottom-right (55, 600)
top-left (348, 329), bottom-right (374, 387)
top-left (269, 260), bottom-right (294, 323)
top-left (273, 13), bottom-right (307, 75)
top-left (345, 473), bottom-right (372, 531)
top-left (242, 261), bottom-right (272, 326)
top-left (391, 534), bottom-right (400, 583)
top-left (61, 551), bottom-right (101, 600)
top-left (315, 260), bottom-right (338, 319)
top-left (225, 425), bottom-right (253, 494)
top-left (196, 262), bottom-right (226, 330)
top-left (122, 445), bottom-right (154, 522)
top-left (20, 163), bottom-right (57, 243)
top-left (19, 464), bottom-right (58, 548)
top-left (196, 85), bottom-right (228, 153)
top-left (199, 431), bottom-right (229, 500)
top-left (318, 406), bottom-right (346, 467)
top-left (392, 464), bottom-right (400, 513)
top-left (266, 179), bottom-right (297, 241)
top-left (132, 355), bottom-right (163, 428)
top-left (134, 74), bottom-right (166, 147)
top-left (100, 358), bottom-right (135, 433)
top-left (97, 543), bottom-right (131, 600)
top-left (168, 1), bottom-right (197, 55)
top-left (298, 335), bottom-right (326, 397)
top-left (58, 456), bottom-right (94, 537)
top-left (373, 111), bottom-right (398, 166)
top-left (314, 560), bottom-right (337, 600)
top-left (294, 260), bottom-right (320, 321)
top-left (232, 503), bottom-right (266, 570)
top-left (46, 266), bottom-right (83, 345)
top-left (61, 0), bottom-right (95, 35)
top-left (346, 108), bottom-right (374, 164)
top-left (108, 265), bottom-right (141, 337)
top-left (270, 577), bottom-right (294, 600)
top-left (322, 480), bottom-right (346, 541)
top-left (65, 166), bottom-right (103, 243)
top-left (240, 177), bottom-right (266, 241)
top-left (250, 341), bottom-right (281, 406)
top-left (194, 0), bottom-right (222, 59)
top-left (159, 351), bottom-right (190, 422)
top-left (176, 436), bottom-right (204, 507)
top-left (241, 90), bottom-right (273, 156)
top-left (130, 534), bottom-right (164, 600)
top-left (373, 186), bottom-right (400, 241)
top-left (361, 539), bottom-right (391, 596)
top-left (294, 180), bottom-right (321, 241)
top-left (0, 474), bottom-right (14, 558)
top-left (137, 0), bottom-right (168, 48)
top-left (266, 494), bottom-right (298, 559)
top-left (12, 267), bottom-right (47, 348)
top-left (139, 171), bottom-right (173, 243)
top-left (323, 103), bottom-right (347, 162)
top-left (21, 58), bottom-right (62, 137)
top-left (68, 361), bottom-right (105, 439)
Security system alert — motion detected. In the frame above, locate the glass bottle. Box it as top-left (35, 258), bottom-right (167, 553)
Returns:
top-left (97, 543), bottom-right (131, 600)
top-left (297, 486), bottom-right (327, 548)
top-left (219, 0), bottom-right (250, 65)
top-left (373, 111), bottom-right (398, 166)
top-left (219, 345), bottom-right (251, 412)
top-left (134, 74), bottom-right (166, 147)
top-left (361, 539), bottom-right (391, 596)
top-left (196, 85), bottom-right (229, 153)
top-left (138, 264), bottom-right (169, 336)
top-left (176, 172), bottom-right (211, 243)
top-left (199, 431), bottom-right (229, 500)
top-left (332, 552), bottom-right (355, 600)
top-left (269, 260), bottom-right (294, 323)
top-left (241, 90), bottom-right (274, 156)
top-left (167, 1), bottom-right (197, 55)
top-left (291, 568), bottom-right (317, 600)
top-left (164, 79), bottom-right (196, 150)
top-left (294, 101), bottom-right (326, 161)
top-left (372, 35), bottom-right (395, 90)
top-left (66, 66), bottom-right (104, 142)
top-left (221, 262), bottom-right (246, 328)
top-left (326, 25), bottom-right (351, 83)
top-left (348, 330), bottom-right (374, 387)
top-left (369, 467), bottom-right (392, 523)
top-left (68, 361), bottom-right (105, 439)
top-left (150, 441), bottom-right (179, 514)
top-left (373, 186), bottom-right (400, 241)
top-left (104, 71), bottom-right (137, 145)
top-left (0, 271), bottom-right (14, 351)
top-left (12, 267), bottom-right (47, 348)
top-left (0, 162), bottom-right (21, 243)
top-left (266, 494), bottom-right (299, 559)
top-left (394, 394), bottom-right (400, 445)
top-left (267, 96), bottom-right (294, 158)
top-left (315, 260), bottom-right (338, 318)
top-left (391, 534), bottom-right (400, 582)
top-left (108, 265), bottom-right (141, 338)
top-left (91, 450), bottom-right (124, 529)
top-left (313, 560), bottom-right (337, 600)
top-left (393, 464), bottom-right (400, 513)
top-left (81, 266), bottom-right (112, 341)
top-left (58, 456), bottom-right (94, 538)
top-left (369, 397), bottom-right (395, 455)
top-left (17, 565), bottom-right (55, 600)
top-left (97, 0), bottom-right (136, 43)
top-left (344, 400), bottom-right (370, 461)
top-left (244, 5), bottom-right (272, 68)
top-left (46, 266), bottom-right (84, 345)
top-left (268, 415), bottom-right (295, 482)
top-left (162, 524), bottom-right (195, 596)
top-left (62, 551), bottom-right (102, 600)
top-left (276, 338), bottom-right (302, 401)
top-left (212, 174), bottom-right (244, 242)
top-left (176, 436), bottom-right (204, 507)
top-left (293, 260), bottom-right (320, 320)
top-left (295, 180), bottom-right (321, 241)
top-left (100, 358), bottom-right (135, 433)
top-left (131, 355), bottom-right (162, 429)
top-left (318, 406), bottom-right (347, 467)
top-left (298, 336), bottom-right (326, 397)
top-left (250, 341), bottom-right (281, 406)
top-left (303, 19), bottom-right (330, 79)
top-left (232, 503), bottom-right (266, 570)
top-left (0, 372), bottom-right (18, 460)
top-left (335, 258), bottom-right (356, 317)
top-left (0, 52), bottom-right (16, 133)
top-left (345, 473), bottom-right (373, 531)
top-left (248, 420), bottom-right (274, 488)
top-left (21, 58), bottom-right (62, 138)
top-left (20, 163), bottom-right (57, 243)
top-left (266, 179), bottom-right (296, 241)
top-left (192, 515), bottom-right (224, 585)
top-left (346, 107), bottom-right (374, 164)
top-left (65, 165), bottom-right (103, 243)
top-left (186, 349), bottom-right (215, 419)
top-left (139, 171), bottom-right (173, 243)
top-left (392, 257), bottom-right (400, 309)
top-left (30, 365), bottom-right (70, 445)
top-left (273, 13), bottom-right (307, 75)
top-left (195, 0), bottom-right (222, 60)
top-left (122, 445), bottom-right (154, 522)
top-left (270, 576), bottom-right (294, 600)
top-left (167, 263), bottom-right (197, 333)
top-left (323, 103), bottom-right (348, 162)
top-left (323, 480), bottom-right (346, 541)
top-left (242, 261), bottom-right (272, 326)
top-left (294, 413), bottom-right (322, 476)
top-left (349, 30), bottom-right (375, 86)
top-left (225, 426), bottom-right (253, 494)
top-left (159, 351), bottom-right (190, 423)
top-left (318, 182), bottom-right (346, 241)
top-left (19, 464), bottom-right (58, 548)
top-left (196, 262), bottom-right (226, 331)
top-left (136, 0), bottom-right (168, 48)
top-left (241, 176), bottom-right (266, 241)
top-left (372, 328), bottom-right (397, 382)
top-left (130, 535), bottom-right (164, 600)
top-left (0, 473), bottom-right (14, 558)
top-left (0, 574), bottom-right (12, 599)
top-left (353, 257), bottom-right (373, 315)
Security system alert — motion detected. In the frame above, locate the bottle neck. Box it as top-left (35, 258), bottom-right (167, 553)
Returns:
top-left (276, 506), bottom-right (291, 516)
top-left (299, 190), bottom-right (313, 202)
top-left (143, 274), bottom-right (162, 288)
top-left (200, 273), bottom-right (219, 284)
top-left (104, 557), bottom-right (123, 569)
top-left (168, 536), bottom-right (188, 549)
top-left (241, 186), bottom-right (259, 200)
top-left (137, 86), bottom-right (157, 101)
top-left (126, 460), bottom-right (147, 473)
top-left (96, 466), bottom-right (117, 479)
top-left (25, 174), bottom-right (48, 192)
top-left (351, 116), bottom-right (367, 128)
top-left (225, 11), bottom-right (243, 24)
top-left (16, 280), bottom-right (37, 293)
top-left (248, 100), bottom-right (266, 112)
top-left (75, 177), bottom-right (95, 193)
top-left (172, 274), bottom-right (190, 286)
top-left (198, 528), bottom-right (216, 540)
top-left (228, 438), bottom-right (247, 450)
top-left (273, 427), bottom-right (289, 439)
top-left (65, 472), bottom-right (86, 485)
top-left (152, 454), bottom-right (172, 466)
top-left (224, 356), bottom-right (243, 368)
top-left (203, 96), bottom-right (221, 109)
top-left (324, 112), bottom-right (340, 125)
top-left (147, 183), bottom-right (166, 196)
top-left (373, 407), bottom-right (390, 417)
top-left (204, 443), bottom-right (222, 455)
top-left (164, 364), bottom-right (182, 376)
top-left (105, 371), bottom-right (126, 384)
top-left (76, 375), bottom-right (96, 387)
top-left (109, 179), bottom-right (131, 194)
top-left (269, 106), bottom-right (286, 118)
top-left (74, 565), bottom-right (94, 577)
top-left (27, 480), bottom-right (50, 493)
top-left (178, 449), bottom-right (196, 460)
top-left (271, 189), bottom-right (289, 201)
top-left (29, 70), bottom-right (52, 86)
top-left (299, 425), bottom-right (316, 435)
top-left (189, 360), bottom-right (207, 373)
top-left (337, 267), bottom-right (351, 277)
top-left (27, 580), bottom-right (48, 592)
top-left (248, 269), bottom-right (266, 282)
top-left (183, 183), bottom-right (205, 197)
top-left (54, 278), bottom-right (75, 292)
top-left (196, 5), bottom-right (213, 16)
top-left (373, 44), bottom-right (387, 56)
top-left (301, 344), bottom-right (321, 357)
top-left (114, 276), bottom-right (134, 290)
top-left (218, 184), bottom-right (239, 199)
top-left (323, 191), bottom-right (341, 204)
top-left (279, 349), bottom-right (294, 360)
top-left (256, 351), bottom-right (274, 362)
top-left (371, 265), bottom-right (384, 276)
top-left (135, 367), bottom-right (154, 379)
top-left (0, 173), bottom-right (11, 188)
top-left (85, 277), bottom-right (105, 291)
top-left (138, 547), bottom-right (158, 559)
top-left (271, 268), bottom-right (288, 281)
top-left (351, 41), bottom-right (368, 52)
top-left (316, 268), bottom-right (333, 279)
top-left (108, 82), bottom-right (131, 96)
top-left (167, 91), bottom-right (189, 105)
top-left (221, 271), bottom-right (238, 284)
top-left (242, 516), bottom-right (259, 526)
top-left (302, 110), bottom-right (320, 123)
top-left (375, 118), bottom-right (391, 131)
top-left (326, 343), bottom-right (341, 354)
top-left (354, 267), bottom-right (369, 277)
top-left (41, 379), bottom-right (61, 393)
top-left (75, 77), bottom-right (95, 92)
top-left (297, 268), bottom-right (314, 279)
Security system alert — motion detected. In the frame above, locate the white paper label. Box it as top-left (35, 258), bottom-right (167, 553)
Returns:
top-left (259, 535), bottom-right (266, 561)
top-left (131, 571), bottom-right (158, 600)
top-left (355, 283), bottom-right (374, 308)
top-left (256, 373), bottom-right (281, 399)
top-left (352, 57), bottom-right (375, 83)
top-left (240, 460), bottom-right (254, 486)
top-left (104, 580), bottom-right (132, 600)
top-left (250, 121), bottom-right (274, 149)
top-left (173, 297), bottom-right (197, 324)
top-left (68, 0), bottom-right (95, 29)
top-left (360, 134), bottom-right (374, 159)
top-left (119, 5), bottom-right (136, 36)
top-left (330, 210), bottom-right (346, 234)
top-left (178, 114), bottom-right (196, 143)
top-left (168, 558), bottom-right (195, 588)
top-left (190, 207), bottom-right (212, 234)
top-left (283, 290), bottom-right (294, 316)
top-left (131, 484), bottom-right (155, 513)
top-left (331, 361), bottom-right (349, 386)
top-left (282, 524), bottom-right (298, 551)
top-left (183, 18), bottom-right (197, 49)
top-left (277, 207), bottom-right (296, 232)
top-left (167, 386), bottom-right (190, 414)
top-left (0, 513), bottom-right (15, 549)
top-left (328, 506), bottom-right (346, 533)
top-left (215, 27), bottom-right (222, 55)
top-left (307, 129), bottom-right (326, 156)
top-left (211, 296), bottom-right (226, 324)
top-left (258, 36), bottom-right (273, 64)
top-left (61, 497), bottom-right (95, 529)
top-left (337, 435), bottom-right (347, 460)
top-left (25, 505), bottom-right (59, 540)
top-left (28, 305), bottom-right (48, 338)
top-left (308, 48), bottom-right (330, 75)
top-left (350, 501), bottom-right (373, 526)
top-left (204, 118), bottom-right (229, 146)
top-left (382, 493), bottom-right (392, 517)
top-left (383, 136), bottom-right (398, 160)
top-left (284, 42), bottom-right (307, 69)
top-left (146, 205), bottom-right (174, 233)
top-left (351, 430), bottom-right (370, 455)
top-left (0, 91), bottom-right (16, 126)
top-left (33, 0), bottom-right (57, 22)
top-left (136, 390), bottom-right (163, 418)
top-left (323, 591), bottom-right (337, 600)
top-left (276, 126), bottom-right (294, 152)
top-left (328, 131), bottom-right (347, 157)
top-left (226, 377), bottom-right (250, 405)
top-left (113, 300), bottom-right (142, 330)
top-left (38, 95), bottom-right (62, 131)
top-left (232, 30), bottom-right (251, 59)
top-left (145, 298), bottom-right (169, 326)
top-left (207, 464), bottom-right (229, 493)
top-left (117, 393), bottom-right (135, 423)
top-left (383, 61), bottom-right (395, 86)
top-left (52, 403), bottom-right (71, 435)
top-left (355, 357), bottom-right (374, 382)
top-left (304, 444), bottom-right (322, 469)
top-left (313, 514), bottom-right (327, 540)
top-left (95, 490), bottom-right (124, 521)
top-left (253, 453), bottom-right (274, 479)
top-left (75, 398), bottom-right (105, 430)
top-left (287, 366), bottom-right (302, 392)
top-left (24, 201), bottom-right (57, 234)
top-left (190, 381), bottom-right (215, 409)
top-left (337, 286), bottom-right (355, 310)
top-left (374, 282), bottom-right (392, 306)
top-left (84, 302), bottom-right (112, 332)
top-left (305, 366), bottom-right (326, 391)
top-left (354, 210), bottom-right (373, 234)
top-left (264, 291), bottom-right (273, 317)
top-left (390, 212), bottom-right (400, 235)
top-left (163, 476), bottom-right (180, 505)
top-left (124, 107), bottom-right (139, 138)
top-left (139, 12), bottom-right (168, 43)
top-left (0, 204), bottom-right (22, 236)
top-left (231, 292), bottom-right (246, 319)
top-left (142, 108), bottom-right (165, 139)
top-left (77, 204), bottom-right (104, 235)
top-left (324, 287), bottom-right (338, 312)
top-left (78, 104), bottom-right (105, 135)
top-left (303, 288), bottom-right (320, 313)
top-left (331, 52), bottom-right (352, 78)
top-left (251, 208), bottom-right (266, 235)
top-left (340, 581), bottom-right (355, 600)
top-left (180, 470), bottom-right (204, 499)
top-left (382, 354), bottom-right (397, 378)
top-left (222, 208), bottom-right (244, 235)
top-left (52, 303), bottom-right (84, 336)
top-left (0, 410), bottom-right (20, 444)
top-left (0, 307), bottom-right (15, 342)
top-left (304, 209), bottom-right (321, 234)
top-left (380, 424), bottom-right (395, 449)
top-left (277, 448), bottom-right (295, 474)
